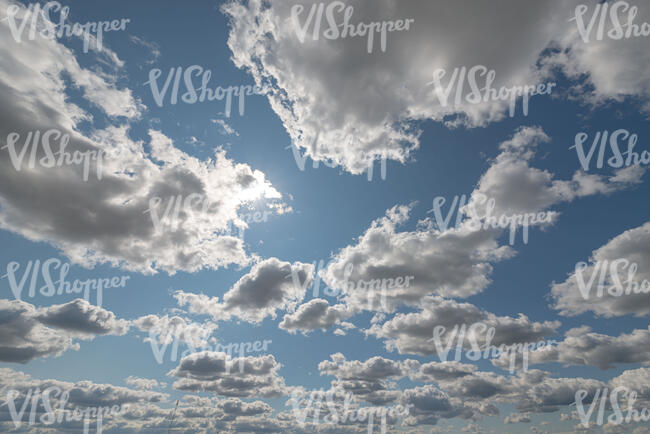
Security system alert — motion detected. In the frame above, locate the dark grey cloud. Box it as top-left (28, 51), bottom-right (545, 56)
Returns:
top-left (0, 298), bottom-right (128, 363)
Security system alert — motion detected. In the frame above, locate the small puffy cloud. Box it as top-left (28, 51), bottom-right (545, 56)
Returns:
top-left (36, 299), bottom-right (130, 336)
top-left (504, 412), bottom-right (531, 424)
top-left (321, 205), bottom-right (515, 311)
top-left (124, 376), bottom-right (164, 390)
top-left (133, 314), bottom-right (217, 348)
top-left (167, 351), bottom-right (289, 398)
top-left (499, 326), bottom-right (650, 370)
top-left (405, 360), bottom-right (477, 382)
top-left (366, 296), bottom-right (559, 356)
top-left (279, 298), bottom-right (352, 334)
top-left (400, 385), bottom-right (468, 427)
top-left (0, 298), bottom-right (128, 363)
top-left (175, 258), bottom-right (314, 323)
top-left (0, 2), bottom-right (286, 275)
top-left (465, 126), bottom-right (643, 219)
top-left (318, 353), bottom-right (404, 404)
top-left (0, 367), bottom-right (168, 408)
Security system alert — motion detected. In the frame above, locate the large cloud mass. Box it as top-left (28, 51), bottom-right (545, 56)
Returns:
top-left (222, 0), bottom-right (650, 174)
top-left (0, 0), bottom-right (285, 275)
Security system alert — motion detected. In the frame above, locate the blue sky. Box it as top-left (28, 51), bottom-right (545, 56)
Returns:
top-left (1, 0), bottom-right (650, 433)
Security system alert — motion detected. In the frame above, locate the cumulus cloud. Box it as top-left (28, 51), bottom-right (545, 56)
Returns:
top-left (317, 353), bottom-right (404, 404)
top-left (498, 326), bottom-right (650, 370)
top-left (421, 367), bottom-right (608, 416)
top-left (285, 385), bottom-right (407, 431)
top-left (514, 376), bottom-right (606, 413)
top-left (609, 367), bottom-right (650, 407)
top-left (35, 299), bottom-right (129, 336)
top-left (366, 296), bottom-right (559, 357)
top-left (167, 351), bottom-right (289, 398)
top-left (0, 367), bottom-right (167, 430)
top-left (218, 397), bottom-right (273, 418)
top-left (405, 360), bottom-right (478, 382)
top-left (400, 385), bottom-right (470, 427)
top-left (289, 355), bottom-right (650, 426)
top-left (279, 298), bottom-right (352, 334)
top-left (321, 204), bottom-right (515, 311)
top-left (504, 412), bottom-right (531, 424)
top-left (319, 353), bottom-right (403, 381)
top-left (543, 1), bottom-right (650, 115)
top-left (220, 258), bottom-right (313, 322)
top-left (221, 0), bottom-right (566, 174)
top-left (175, 258), bottom-right (314, 323)
top-left (0, 370), bottom-right (291, 433)
top-left (222, 0), bottom-right (650, 176)
top-left (462, 126), bottom-right (644, 227)
top-left (114, 393), bottom-right (272, 432)
top-left (551, 221), bottom-right (650, 317)
top-left (320, 127), bottom-right (639, 313)
top-left (124, 376), bottom-right (164, 390)
top-left (0, 0), bottom-right (286, 275)
top-left (437, 370), bottom-right (515, 404)
top-left (0, 298), bottom-right (128, 363)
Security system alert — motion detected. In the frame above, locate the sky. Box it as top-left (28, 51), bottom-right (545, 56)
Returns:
top-left (0, 0), bottom-right (650, 433)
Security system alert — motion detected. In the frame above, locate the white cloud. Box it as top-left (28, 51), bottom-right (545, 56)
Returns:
top-left (367, 296), bottom-right (559, 356)
top-left (321, 204), bottom-right (515, 311)
top-left (124, 376), bottom-right (164, 390)
top-left (222, 0), bottom-right (650, 175)
top-left (279, 298), bottom-right (352, 334)
top-left (133, 314), bottom-right (217, 348)
top-left (0, 3), bottom-right (287, 274)
top-left (551, 221), bottom-right (650, 317)
top-left (498, 326), bottom-right (650, 370)
top-left (465, 126), bottom-right (644, 219)
top-left (167, 351), bottom-right (289, 398)
top-left (320, 127), bottom-right (640, 313)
